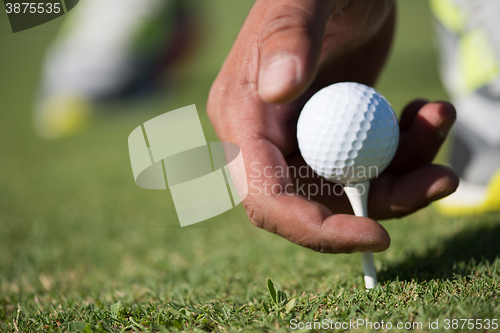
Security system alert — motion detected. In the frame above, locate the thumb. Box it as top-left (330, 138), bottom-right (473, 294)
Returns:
top-left (258, 0), bottom-right (333, 103)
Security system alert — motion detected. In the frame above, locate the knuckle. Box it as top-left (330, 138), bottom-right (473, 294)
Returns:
top-left (207, 77), bottom-right (258, 128)
top-left (244, 201), bottom-right (264, 229)
top-left (260, 5), bottom-right (311, 45)
top-left (243, 191), bottom-right (280, 232)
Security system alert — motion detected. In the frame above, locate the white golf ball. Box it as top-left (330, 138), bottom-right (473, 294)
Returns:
top-left (297, 82), bottom-right (399, 184)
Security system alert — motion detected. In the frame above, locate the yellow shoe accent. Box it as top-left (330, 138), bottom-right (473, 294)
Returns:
top-left (429, 0), bottom-right (466, 33)
top-left (459, 29), bottom-right (500, 94)
top-left (430, 0), bottom-right (500, 95)
top-left (435, 170), bottom-right (500, 215)
top-left (35, 95), bottom-right (92, 139)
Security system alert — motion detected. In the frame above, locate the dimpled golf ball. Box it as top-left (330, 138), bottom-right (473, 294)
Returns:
top-left (297, 82), bottom-right (399, 184)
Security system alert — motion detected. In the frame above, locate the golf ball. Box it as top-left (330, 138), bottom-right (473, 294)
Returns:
top-left (297, 82), bottom-right (399, 184)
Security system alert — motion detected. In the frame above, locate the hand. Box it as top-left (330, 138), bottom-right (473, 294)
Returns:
top-left (207, 0), bottom-right (458, 254)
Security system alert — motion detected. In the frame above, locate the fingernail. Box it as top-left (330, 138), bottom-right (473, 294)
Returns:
top-left (355, 243), bottom-right (386, 253)
top-left (438, 117), bottom-right (455, 139)
top-left (429, 188), bottom-right (448, 201)
top-left (429, 184), bottom-right (455, 201)
top-left (259, 55), bottom-right (299, 97)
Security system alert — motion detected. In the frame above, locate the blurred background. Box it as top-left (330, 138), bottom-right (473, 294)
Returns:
top-left (1, 0), bottom-right (498, 328)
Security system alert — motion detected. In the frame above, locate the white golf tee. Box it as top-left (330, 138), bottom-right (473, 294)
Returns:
top-left (344, 181), bottom-right (377, 289)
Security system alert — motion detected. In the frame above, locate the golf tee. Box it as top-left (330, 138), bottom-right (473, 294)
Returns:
top-left (362, 253), bottom-right (377, 289)
top-left (344, 181), bottom-right (378, 289)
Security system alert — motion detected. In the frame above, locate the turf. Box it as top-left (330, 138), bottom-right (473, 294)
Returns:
top-left (1, 1), bottom-right (499, 332)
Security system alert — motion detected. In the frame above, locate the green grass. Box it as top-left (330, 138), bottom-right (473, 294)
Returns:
top-left (1, 1), bottom-right (499, 332)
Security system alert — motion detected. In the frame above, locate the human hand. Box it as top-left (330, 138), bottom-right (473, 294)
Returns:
top-left (207, 0), bottom-right (458, 254)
